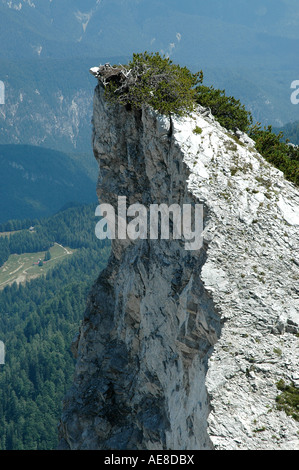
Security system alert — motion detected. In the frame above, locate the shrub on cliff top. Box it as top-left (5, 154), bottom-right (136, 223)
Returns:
top-left (249, 124), bottom-right (299, 186)
top-left (195, 84), bottom-right (253, 132)
top-left (102, 52), bottom-right (252, 130)
top-left (104, 52), bottom-right (203, 116)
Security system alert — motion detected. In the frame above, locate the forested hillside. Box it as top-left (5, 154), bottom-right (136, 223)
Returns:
top-left (0, 203), bottom-right (110, 449)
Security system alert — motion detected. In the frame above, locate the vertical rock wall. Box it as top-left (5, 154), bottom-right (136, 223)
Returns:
top-left (59, 82), bottom-right (299, 450)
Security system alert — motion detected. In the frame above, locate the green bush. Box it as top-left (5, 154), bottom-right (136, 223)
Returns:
top-left (102, 52), bottom-right (299, 189)
top-left (104, 52), bottom-right (203, 116)
top-left (276, 379), bottom-right (299, 422)
top-left (195, 85), bottom-right (253, 132)
top-left (249, 124), bottom-right (299, 186)
top-left (193, 126), bottom-right (203, 135)
top-left (274, 121), bottom-right (299, 146)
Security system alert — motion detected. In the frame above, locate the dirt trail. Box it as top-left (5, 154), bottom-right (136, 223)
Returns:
top-left (0, 243), bottom-right (73, 289)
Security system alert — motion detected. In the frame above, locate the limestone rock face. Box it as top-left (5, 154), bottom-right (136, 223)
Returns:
top-left (59, 82), bottom-right (299, 450)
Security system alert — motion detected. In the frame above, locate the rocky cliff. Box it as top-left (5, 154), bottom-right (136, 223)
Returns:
top-left (58, 77), bottom-right (299, 450)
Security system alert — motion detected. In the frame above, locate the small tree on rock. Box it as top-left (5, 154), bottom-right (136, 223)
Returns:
top-left (99, 52), bottom-right (203, 116)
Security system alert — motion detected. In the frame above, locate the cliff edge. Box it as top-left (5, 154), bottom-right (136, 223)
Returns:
top-left (58, 75), bottom-right (299, 450)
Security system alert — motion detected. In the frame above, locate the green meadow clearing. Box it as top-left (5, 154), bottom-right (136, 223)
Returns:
top-left (0, 243), bottom-right (74, 289)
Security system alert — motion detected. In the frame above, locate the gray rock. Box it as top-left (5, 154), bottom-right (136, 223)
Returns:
top-left (58, 81), bottom-right (299, 450)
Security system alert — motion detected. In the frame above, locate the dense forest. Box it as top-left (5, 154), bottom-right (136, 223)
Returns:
top-left (0, 203), bottom-right (110, 449)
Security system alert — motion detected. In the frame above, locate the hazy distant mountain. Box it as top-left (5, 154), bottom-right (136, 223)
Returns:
top-left (0, 57), bottom-right (119, 153)
top-left (1, 0), bottom-right (299, 60)
top-left (0, 0), bottom-right (298, 151)
top-left (0, 144), bottom-right (97, 222)
top-left (274, 120), bottom-right (299, 145)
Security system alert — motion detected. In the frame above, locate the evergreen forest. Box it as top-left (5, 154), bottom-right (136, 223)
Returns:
top-left (0, 203), bottom-right (110, 449)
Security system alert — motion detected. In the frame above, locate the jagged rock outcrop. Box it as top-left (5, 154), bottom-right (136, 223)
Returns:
top-left (58, 75), bottom-right (299, 450)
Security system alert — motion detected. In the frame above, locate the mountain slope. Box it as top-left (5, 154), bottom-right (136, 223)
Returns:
top-left (0, 0), bottom-right (298, 137)
top-left (0, 57), bottom-right (123, 152)
top-left (274, 121), bottom-right (299, 145)
top-left (1, 0), bottom-right (299, 58)
top-left (0, 144), bottom-right (97, 223)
